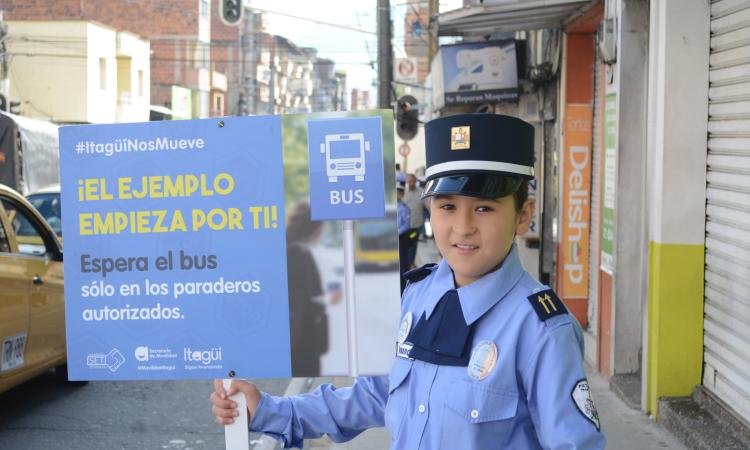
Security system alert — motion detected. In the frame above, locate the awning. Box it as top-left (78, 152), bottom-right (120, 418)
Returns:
top-left (438, 0), bottom-right (595, 36)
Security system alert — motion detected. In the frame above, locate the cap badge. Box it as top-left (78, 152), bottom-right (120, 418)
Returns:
top-left (450, 126), bottom-right (470, 150)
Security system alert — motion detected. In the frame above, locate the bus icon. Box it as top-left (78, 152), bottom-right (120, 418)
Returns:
top-left (320, 133), bottom-right (370, 182)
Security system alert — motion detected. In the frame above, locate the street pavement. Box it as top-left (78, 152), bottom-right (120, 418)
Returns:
top-left (0, 372), bottom-right (288, 449)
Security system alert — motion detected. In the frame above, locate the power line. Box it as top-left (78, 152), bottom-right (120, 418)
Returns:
top-left (247, 6), bottom-right (376, 36)
top-left (7, 52), bottom-right (375, 65)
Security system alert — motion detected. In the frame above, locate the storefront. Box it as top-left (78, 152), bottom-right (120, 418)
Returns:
top-left (702, 0), bottom-right (750, 423)
top-left (435, 0), bottom-right (750, 434)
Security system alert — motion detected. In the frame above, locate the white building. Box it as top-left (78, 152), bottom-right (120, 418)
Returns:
top-left (6, 20), bottom-right (150, 123)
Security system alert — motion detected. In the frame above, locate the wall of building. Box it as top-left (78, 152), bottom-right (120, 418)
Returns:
top-left (644, 0), bottom-right (709, 417)
top-left (611, 0), bottom-right (649, 376)
top-left (85, 22), bottom-right (117, 123)
top-left (116, 31), bottom-right (150, 122)
top-left (4, 0), bottom-right (208, 118)
top-left (7, 20), bottom-right (149, 123)
top-left (6, 21), bottom-right (90, 122)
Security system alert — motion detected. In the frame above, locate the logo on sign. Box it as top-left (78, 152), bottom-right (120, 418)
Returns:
top-left (134, 346), bottom-right (149, 362)
top-left (183, 347), bottom-right (222, 365)
top-left (320, 133), bottom-right (370, 183)
top-left (86, 348), bottom-right (126, 372)
top-left (307, 116), bottom-right (386, 221)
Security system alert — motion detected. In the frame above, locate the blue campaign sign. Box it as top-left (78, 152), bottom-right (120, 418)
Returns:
top-left (307, 116), bottom-right (386, 221)
top-left (59, 116), bottom-right (292, 380)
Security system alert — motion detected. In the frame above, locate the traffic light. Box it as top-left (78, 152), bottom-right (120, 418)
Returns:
top-left (396, 95), bottom-right (419, 141)
top-left (220, 0), bottom-right (243, 26)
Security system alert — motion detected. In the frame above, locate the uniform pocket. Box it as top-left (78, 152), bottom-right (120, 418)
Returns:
top-left (440, 379), bottom-right (519, 448)
top-left (385, 358), bottom-right (413, 441)
top-left (388, 357), bottom-right (413, 393)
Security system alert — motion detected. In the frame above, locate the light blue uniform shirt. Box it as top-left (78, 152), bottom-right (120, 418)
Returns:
top-left (249, 245), bottom-right (606, 449)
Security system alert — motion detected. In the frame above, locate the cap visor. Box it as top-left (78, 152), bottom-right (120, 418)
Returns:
top-left (421, 174), bottom-right (523, 200)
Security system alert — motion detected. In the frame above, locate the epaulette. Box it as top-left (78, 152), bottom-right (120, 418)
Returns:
top-left (403, 263), bottom-right (438, 284)
top-left (527, 288), bottom-right (568, 322)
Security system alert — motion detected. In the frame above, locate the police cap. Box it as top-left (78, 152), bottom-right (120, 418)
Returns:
top-left (422, 114), bottom-right (534, 200)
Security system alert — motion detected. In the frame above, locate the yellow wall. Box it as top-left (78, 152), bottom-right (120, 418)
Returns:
top-left (647, 241), bottom-right (705, 417)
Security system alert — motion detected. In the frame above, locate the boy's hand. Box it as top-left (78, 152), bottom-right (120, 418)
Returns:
top-left (210, 379), bottom-right (261, 425)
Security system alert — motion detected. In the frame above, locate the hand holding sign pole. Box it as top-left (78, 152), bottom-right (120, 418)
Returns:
top-left (223, 378), bottom-right (249, 450)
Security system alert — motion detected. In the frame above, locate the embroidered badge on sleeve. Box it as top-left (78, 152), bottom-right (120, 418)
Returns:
top-left (571, 379), bottom-right (601, 431)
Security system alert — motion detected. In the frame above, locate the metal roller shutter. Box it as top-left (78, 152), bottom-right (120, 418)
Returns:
top-left (703, 0), bottom-right (750, 423)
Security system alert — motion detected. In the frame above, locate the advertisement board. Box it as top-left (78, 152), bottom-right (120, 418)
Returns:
top-left (560, 105), bottom-right (593, 299)
top-left (600, 93), bottom-right (617, 275)
top-left (60, 110), bottom-right (399, 380)
top-left (431, 40), bottom-right (518, 109)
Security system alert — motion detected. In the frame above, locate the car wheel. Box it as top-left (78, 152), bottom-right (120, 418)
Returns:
top-left (55, 364), bottom-right (89, 386)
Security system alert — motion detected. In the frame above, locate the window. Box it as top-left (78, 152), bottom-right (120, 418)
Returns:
top-left (215, 95), bottom-right (223, 113)
top-left (2, 199), bottom-right (48, 257)
top-left (197, 42), bottom-right (210, 69)
top-left (27, 193), bottom-right (62, 237)
top-left (99, 57), bottom-right (107, 90)
top-left (138, 70), bottom-right (144, 97)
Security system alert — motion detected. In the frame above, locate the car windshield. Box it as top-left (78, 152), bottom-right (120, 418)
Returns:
top-left (27, 193), bottom-right (62, 237)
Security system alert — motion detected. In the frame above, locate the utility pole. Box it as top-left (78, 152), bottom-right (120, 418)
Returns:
top-left (246, 12), bottom-right (256, 115)
top-left (428, 0), bottom-right (439, 70)
top-left (377, 0), bottom-right (392, 109)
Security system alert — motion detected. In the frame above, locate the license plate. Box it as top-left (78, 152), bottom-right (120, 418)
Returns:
top-left (1, 333), bottom-right (27, 372)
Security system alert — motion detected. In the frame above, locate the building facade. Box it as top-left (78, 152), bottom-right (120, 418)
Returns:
top-left (5, 20), bottom-right (149, 123)
top-left (432, 0), bottom-right (750, 440)
top-left (2, 0), bottom-right (221, 119)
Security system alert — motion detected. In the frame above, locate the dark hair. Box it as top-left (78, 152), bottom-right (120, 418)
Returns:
top-left (513, 180), bottom-right (529, 212)
top-left (425, 178), bottom-right (529, 211)
top-left (286, 202), bottom-right (324, 243)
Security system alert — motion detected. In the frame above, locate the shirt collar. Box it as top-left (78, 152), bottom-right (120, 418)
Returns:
top-left (423, 244), bottom-right (525, 325)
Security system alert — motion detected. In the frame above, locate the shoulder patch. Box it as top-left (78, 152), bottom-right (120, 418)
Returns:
top-left (403, 263), bottom-right (437, 284)
top-left (527, 289), bottom-right (567, 322)
top-left (571, 378), bottom-right (601, 431)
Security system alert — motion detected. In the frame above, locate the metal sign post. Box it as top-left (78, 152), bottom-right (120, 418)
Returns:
top-left (343, 220), bottom-right (359, 377)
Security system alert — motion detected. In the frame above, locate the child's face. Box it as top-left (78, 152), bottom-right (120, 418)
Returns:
top-left (430, 193), bottom-right (532, 287)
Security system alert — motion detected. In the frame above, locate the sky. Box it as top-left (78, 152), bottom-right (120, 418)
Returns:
top-left (246, 0), bottom-right (464, 107)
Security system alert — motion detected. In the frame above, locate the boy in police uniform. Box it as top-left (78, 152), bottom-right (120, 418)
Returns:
top-left (210, 114), bottom-right (606, 449)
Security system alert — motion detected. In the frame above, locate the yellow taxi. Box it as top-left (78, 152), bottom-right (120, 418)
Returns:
top-left (0, 183), bottom-right (68, 394)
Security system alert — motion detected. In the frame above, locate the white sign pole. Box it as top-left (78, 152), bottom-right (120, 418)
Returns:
top-left (223, 378), bottom-right (249, 450)
top-left (343, 220), bottom-right (359, 377)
